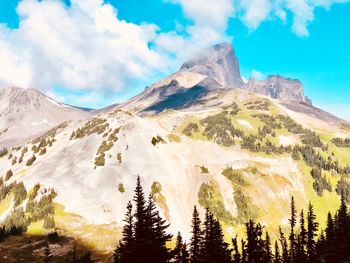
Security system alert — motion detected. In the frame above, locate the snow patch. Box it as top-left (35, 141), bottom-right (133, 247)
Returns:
top-left (31, 119), bottom-right (53, 126)
top-left (279, 135), bottom-right (296, 146)
top-left (238, 119), bottom-right (253, 129)
top-left (45, 96), bottom-right (73, 109)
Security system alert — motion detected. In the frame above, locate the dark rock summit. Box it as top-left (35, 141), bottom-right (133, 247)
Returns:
top-left (180, 42), bottom-right (244, 88)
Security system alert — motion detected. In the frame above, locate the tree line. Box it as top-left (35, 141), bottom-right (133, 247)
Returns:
top-left (115, 177), bottom-right (350, 262)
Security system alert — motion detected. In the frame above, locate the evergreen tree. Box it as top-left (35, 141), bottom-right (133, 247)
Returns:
top-left (307, 202), bottom-right (318, 262)
top-left (132, 176), bottom-right (148, 262)
top-left (279, 228), bottom-right (289, 263)
top-left (190, 206), bottom-right (203, 263)
top-left (315, 231), bottom-right (326, 259)
top-left (173, 232), bottom-right (189, 263)
top-left (324, 212), bottom-right (335, 262)
top-left (146, 196), bottom-right (172, 263)
top-left (210, 218), bottom-right (232, 263)
top-left (334, 193), bottom-right (350, 261)
top-left (114, 177), bottom-right (172, 263)
top-left (289, 196), bottom-right (297, 262)
top-left (241, 239), bottom-right (247, 263)
top-left (264, 232), bottom-right (272, 263)
top-left (245, 220), bottom-right (266, 262)
top-left (295, 210), bottom-right (307, 262)
top-left (232, 236), bottom-right (241, 263)
top-left (114, 201), bottom-right (134, 263)
top-left (274, 241), bottom-right (281, 263)
top-left (201, 208), bottom-right (213, 261)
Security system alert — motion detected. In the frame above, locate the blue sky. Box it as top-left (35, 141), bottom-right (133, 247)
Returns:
top-left (0, 0), bottom-right (349, 120)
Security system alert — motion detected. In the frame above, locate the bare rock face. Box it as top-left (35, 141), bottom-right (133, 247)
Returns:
top-left (245, 75), bottom-right (308, 103)
top-left (180, 42), bottom-right (244, 88)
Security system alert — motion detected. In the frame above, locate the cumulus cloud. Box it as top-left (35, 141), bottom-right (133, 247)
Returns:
top-left (173, 0), bottom-right (350, 37)
top-left (0, 0), bottom-right (169, 93)
top-left (0, 0), bottom-right (235, 104)
top-left (0, 0), bottom-right (348, 107)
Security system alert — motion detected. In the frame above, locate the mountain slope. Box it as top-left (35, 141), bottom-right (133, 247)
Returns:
top-left (1, 43), bottom-right (350, 261)
top-left (0, 87), bottom-right (90, 148)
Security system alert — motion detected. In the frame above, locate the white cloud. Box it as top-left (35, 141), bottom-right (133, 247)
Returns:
top-left (0, 0), bottom-right (348, 107)
top-left (171, 0), bottom-right (350, 37)
top-left (168, 0), bottom-right (234, 30)
top-left (0, 0), bottom-right (236, 102)
top-left (0, 0), bottom-right (169, 93)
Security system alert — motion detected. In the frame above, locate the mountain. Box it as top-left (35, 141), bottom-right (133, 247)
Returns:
top-left (245, 75), bottom-right (309, 103)
top-left (180, 42), bottom-right (244, 88)
top-left (0, 44), bottom-right (350, 262)
top-left (122, 42), bottom-right (314, 115)
top-left (0, 87), bottom-right (89, 148)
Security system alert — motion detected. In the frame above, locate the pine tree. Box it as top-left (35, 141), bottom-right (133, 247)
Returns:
top-left (274, 241), bottom-right (281, 263)
top-left (245, 220), bottom-right (265, 262)
top-left (201, 208), bottom-right (213, 261)
top-left (114, 201), bottom-right (134, 263)
top-left (147, 196), bottom-right (172, 263)
top-left (241, 239), bottom-right (247, 263)
top-left (232, 236), bottom-right (241, 263)
top-left (324, 212), bottom-right (335, 262)
top-left (190, 206), bottom-right (203, 263)
top-left (315, 231), bottom-right (326, 259)
top-left (307, 202), bottom-right (318, 262)
top-left (264, 232), bottom-right (272, 263)
top-left (334, 193), bottom-right (350, 260)
top-left (279, 227), bottom-right (289, 263)
top-left (210, 218), bottom-right (232, 263)
top-left (289, 196), bottom-right (297, 262)
top-left (295, 210), bottom-right (307, 262)
top-left (173, 232), bottom-right (189, 263)
top-left (132, 176), bottom-right (148, 262)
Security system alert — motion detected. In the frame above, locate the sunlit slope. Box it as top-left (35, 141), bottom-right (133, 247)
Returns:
top-left (0, 88), bottom-right (349, 257)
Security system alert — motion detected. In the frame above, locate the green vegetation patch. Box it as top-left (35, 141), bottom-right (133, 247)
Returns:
top-left (94, 153), bottom-right (105, 167)
top-left (151, 135), bottom-right (166, 146)
top-left (200, 111), bottom-right (243, 147)
top-left (0, 148), bottom-right (8, 158)
top-left (332, 137), bottom-right (350, 148)
top-left (244, 99), bottom-right (271, 111)
top-left (198, 181), bottom-right (234, 224)
top-left (310, 167), bottom-right (332, 196)
top-left (182, 122), bottom-right (199, 137)
top-left (336, 177), bottom-right (350, 203)
top-left (222, 167), bottom-right (249, 187)
top-left (200, 166), bottom-right (209, 174)
top-left (70, 118), bottom-right (109, 140)
top-left (150, 182), bottom-right (170, 220)
top-left (26, 155), bottom-right (36, 166)
top-left (167, 133), bottom-right (181, 143)
top-left (118, 183), bottom-right (125, 193)
top-left (221, 167), bottom-right (258, 223)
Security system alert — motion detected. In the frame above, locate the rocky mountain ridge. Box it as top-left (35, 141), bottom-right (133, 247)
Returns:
top-left (0, 87), bottom-right (89, 148)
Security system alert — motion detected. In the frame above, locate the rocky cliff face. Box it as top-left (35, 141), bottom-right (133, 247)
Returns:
top-left (180, 42), bottom-right (244, 88)
top-left (245, 75), bottom-right (308, 103)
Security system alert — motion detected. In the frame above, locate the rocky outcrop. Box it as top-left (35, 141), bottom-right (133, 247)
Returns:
top-left (180, 42), bottom-right (244, 88)
top-left (245, 75), bottom-right (308, 103)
